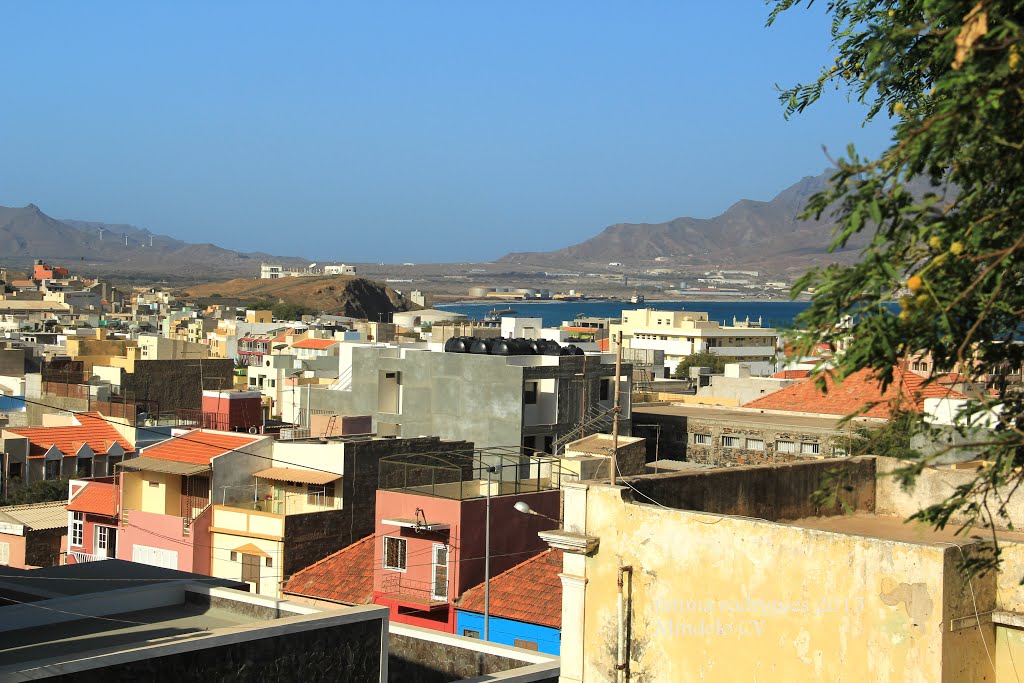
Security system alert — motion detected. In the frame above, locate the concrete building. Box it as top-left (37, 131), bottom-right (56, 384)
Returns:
top-left (306, 344), bottom-right (632, 458)
top-left (611, 308), bottom-right (779, 377)
top-left (0, 501), bottom-right (67, 568)
top-left (65, 478), bottom-right (119, 564)
top-left (553, 456), bottom-right (1024, 682)
top-left (695, 362), bottom-right (805, 405)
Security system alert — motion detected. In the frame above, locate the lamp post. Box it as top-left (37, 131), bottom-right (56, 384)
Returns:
top-left (484, 463), bottom-right (498, 640)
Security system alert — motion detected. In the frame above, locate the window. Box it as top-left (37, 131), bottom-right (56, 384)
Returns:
top-left (722, 436), bottom-right (740, 448)
top-left (265, 556), bottom-right (273, 568)
top-left (96, 526), bottom-right (110, 551)
top-left (230, 551), bottom-right (238, 561)
top-left (0, 542), bottom-right (8, 565)
top-left (307, 482), bottom-right (335, 506)
top-left (463, 629), bottom-right (481, 639)
top-left (801, 442), bottom-right (821, 455)
top-left (514, 639), bottom-right (539, 651)
top-left (71, 512), bottom-right (84, 547)
top-left (693, 433), bottom-right (711, 445)
top-left (833, 445), bottom-right (847, 457)
top-left (432, 544), bottom-right (449, 601)
top-left (776, 440), bottom-right (796, 453)
top-left (524, 381), bottom-right (538, 405)
top-left (44, 460), bottom-right (60, 480)
top-left (7, 462), bottom-right (21, 480)
top-left (746, 438), bottom-right (765, 451)
top-left (383, 536), bottom-right (407, 571)
top-left (148, 480), bottom-right (160, 488)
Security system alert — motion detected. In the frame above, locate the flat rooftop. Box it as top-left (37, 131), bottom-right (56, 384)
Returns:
top-left (784, 513), bottom-right (1024, 547)
top-left (0, 603), bottom-right (254, 670)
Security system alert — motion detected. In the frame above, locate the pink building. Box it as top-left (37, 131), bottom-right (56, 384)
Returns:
top-left (116, 429), bottom-right (272, 572)
top-left (65, 478), bottom-right (119, 564)
top-left (372, 451), bottom-right (562, 632)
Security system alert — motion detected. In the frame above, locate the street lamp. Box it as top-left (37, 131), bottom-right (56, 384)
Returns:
top-left (484, 463), bottom-right (498, 641)
top-left (513, 501), bottom-right (560, 523)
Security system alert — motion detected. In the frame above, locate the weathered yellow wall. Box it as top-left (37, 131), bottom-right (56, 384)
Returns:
top-left (210, 530), bottom-right (282, 598)
top-left (121, 471), bottom-right (142, 511)
top-left (996, 627), bottom-right (1024, 682)
top-left (137, 471), bottom-right (180, 515)
top-left (581, 484), bottom-right (986, 683)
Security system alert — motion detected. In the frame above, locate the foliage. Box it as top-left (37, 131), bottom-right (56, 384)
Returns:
top-left (849, 411), bottom-right (918, 457)
top-left (2, 477), bottom-right (69, 506)
top-left (769, 0), bottom-right (1024, 574)
top-left (272, 302), bottom-right (317, 321)
top-left (672, 350), bottom-right (727, 378)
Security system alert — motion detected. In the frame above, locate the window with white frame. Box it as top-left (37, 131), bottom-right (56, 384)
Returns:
top-left (0, 542), bottom-right (9, 565)
top-left (693, 433), bottom-right (711, 445)
top-left (96, 526), bottom-right (110, 552)
top-left (833, 445), bottom-right (847, 457)
top-left (746, 437), bottom-right (765, 451)
top-left (776, 440), bottom-right (796, 453)
top-left (722, 436), bottom-right (740, 448)
top-left (71, 512), bottom-right (84, 546)
top-left (383, 536), bottom-right (407, 571)
top-left (801, 442), bottom-right (821, 455)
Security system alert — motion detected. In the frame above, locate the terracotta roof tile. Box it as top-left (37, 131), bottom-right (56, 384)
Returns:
top-left (8, 413), bottom-right (134, 459)
top-left (282, 535), bottom-right (375, 605)
top-left (771, 369), bottom-right (812, 379)
top-left (67, 481), bottom-right (117, 517)
top-left (457, 549), bottom-right (563, 629)
top-left (141, 430), bottom-right (264, 465)
top-left (743, 366), bottom-right (966, 418)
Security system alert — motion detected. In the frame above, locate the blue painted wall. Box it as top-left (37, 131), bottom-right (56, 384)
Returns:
top-left (455, 610), bottom-right (560, 656)
top-left (0, 396), bottom-right (26, 412)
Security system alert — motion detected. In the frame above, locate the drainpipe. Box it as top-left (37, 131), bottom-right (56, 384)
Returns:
top-left (617, 565), bottom-right (633, 681)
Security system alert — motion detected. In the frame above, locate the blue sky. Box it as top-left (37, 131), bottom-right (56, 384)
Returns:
top-left (0, 2), bottom-right (892, 263)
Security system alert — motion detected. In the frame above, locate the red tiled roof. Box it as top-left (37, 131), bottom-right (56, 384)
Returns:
top-left (67, 481), bottom-right (117, 517)
top-left (743, 366), bottom-right (967, 419)
top-left (282, 535), bottom-right (375, 605)
top-left (9, 413), bottom-right (135, 459)
top-left (272, 328), bottom-right (296, 343)
top-left (291, 338), bottom-right (338, 350)
top-left (141, 430), bottom-right (263, 465)
top-left (456, 549), bottom-right (563, 629)
top-left (771, 369), bottom-right (811, 379)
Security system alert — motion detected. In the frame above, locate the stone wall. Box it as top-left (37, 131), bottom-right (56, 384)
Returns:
top-left (283, 509), bottom-right (350, 577)
top-left (620, 456), bottom-right (877, 521)
top-left (631, 411), bottom-right (688, 463)
top-left (124, 359), bottom-right (235, 413)
top-left (25, 528), bottom-right (65, 568)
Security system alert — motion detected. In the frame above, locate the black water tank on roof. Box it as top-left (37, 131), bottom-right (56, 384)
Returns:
top-left (538, 339), bottom-right (562, 355)
top-left (560, 344), bottom-right (584, 356)
top-left (491, 337), bottom-right (536, 355)
top-left (444, 336), bottom-right (474, 353)
top-left (470, 338), bottom-right (494, 354)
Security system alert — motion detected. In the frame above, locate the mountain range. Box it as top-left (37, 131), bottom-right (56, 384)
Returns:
top-left (500, 170), bottom-right (940, 269)
top-left (0, 204), bottom-right (306, 281)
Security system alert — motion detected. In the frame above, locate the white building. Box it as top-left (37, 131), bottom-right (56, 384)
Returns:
top-left (611, 308), bottom-right (779, 377)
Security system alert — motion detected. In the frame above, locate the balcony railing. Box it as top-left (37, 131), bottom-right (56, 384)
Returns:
top-left (68, 551), bottom-right (110, 563)
top-left (380, 573), bottom-right (448, 608)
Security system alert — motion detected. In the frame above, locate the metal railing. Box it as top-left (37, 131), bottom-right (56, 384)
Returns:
top-left (68, 551), bottom-right (110, 563)
top-left (381, 573), bottom-right (446, 604)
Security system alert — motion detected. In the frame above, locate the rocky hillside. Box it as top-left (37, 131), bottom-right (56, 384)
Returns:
top-left (501, 171), bottom-right (947, 267)
top-left (183, 275), bottom-right (411, 319)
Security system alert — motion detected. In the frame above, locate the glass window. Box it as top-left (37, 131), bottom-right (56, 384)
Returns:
top-left (722, 436), bottom-right (740, 448)
top-left (383, 536), bottom-right (407, 571)
top-left (746, 438), bottom-right (765, 451)
top-left (776, 440), bottom-right (796, 453)
top-left (693, 433), bottom-right (711, 445)
top-left (71, 512), bottom-right (84, 547)
top-left (524, 381), bottom-right (538, 405)
top-left (801, 442), bottom-right (821, 455)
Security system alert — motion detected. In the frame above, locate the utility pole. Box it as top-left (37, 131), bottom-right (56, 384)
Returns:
top-left (611, 332), bottom-right (621, 486)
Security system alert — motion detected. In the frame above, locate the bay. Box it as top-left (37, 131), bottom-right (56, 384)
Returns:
top-left (436, 300), bottom-right (811, 330)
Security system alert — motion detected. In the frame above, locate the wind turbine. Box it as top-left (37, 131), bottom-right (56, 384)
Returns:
top-left (96, 227), bottom-right (107, 241)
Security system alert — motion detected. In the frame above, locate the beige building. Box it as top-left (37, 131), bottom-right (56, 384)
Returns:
top-left (611, 308), bottom-right (779, 377)
top-left (552, 455), bottom-right (1024, 682)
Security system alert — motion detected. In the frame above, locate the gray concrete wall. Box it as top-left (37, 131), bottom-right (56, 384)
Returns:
top-left (619, 456), bottom-right (877, 521)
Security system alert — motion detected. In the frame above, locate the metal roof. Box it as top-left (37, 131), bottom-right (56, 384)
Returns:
top-left (253, 467), bottom-right (340, 485)
top-left (0, 501), bottom-right (69, 531)
top-left (118, 456), bottom-right (212, 477)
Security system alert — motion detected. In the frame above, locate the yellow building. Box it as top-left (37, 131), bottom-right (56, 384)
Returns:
top-left (610, 308), bottom-right (779, 377)
top-left (552, 455), bottom-right (1024, 682)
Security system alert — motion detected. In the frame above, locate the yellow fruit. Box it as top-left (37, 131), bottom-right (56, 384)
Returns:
top-left (949, 241), bottom-right (964, 255)
top-left (916, 294), bottom-right (930, 307)
top-left (928, 235), bottom-right (942, 249)
top-left (899, 310), bottom-right (910, 321)
top-left (1011, 46), bottom-right (1021, 70)
top-left (893, 102), bottom-right (906, 115)
top-left (899, 296), bottom-right (914, 310)
top-left (907, 275), bottom-right (924, 293)
top-left (888, 9), bottom-right (895, 17)
top-left (933, 253), bottom-right (948, 266)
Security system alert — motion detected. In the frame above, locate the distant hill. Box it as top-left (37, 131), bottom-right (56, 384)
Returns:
top-left (183, 274), bottom-right (410, 319)
top-left (500, 171), bottom-right (946, 268)
top-left (0, 204), bottom-right (306, 280)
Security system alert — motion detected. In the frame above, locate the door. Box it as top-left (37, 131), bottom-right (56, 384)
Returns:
top-left (431, 544), bottom-right (449, 601)
top-left (95, 526), bottom-right (118, 558)
top-left (242, 553), bottom-right (261, 594)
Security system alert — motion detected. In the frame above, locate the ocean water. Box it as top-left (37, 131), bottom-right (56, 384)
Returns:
top-left (436, 300), bottom-right (811, 329)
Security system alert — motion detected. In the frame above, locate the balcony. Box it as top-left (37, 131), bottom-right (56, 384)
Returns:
top-left (380, 573), bottom-right (448, 609)
top-left (67, 551), bottom-right (110, 563)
